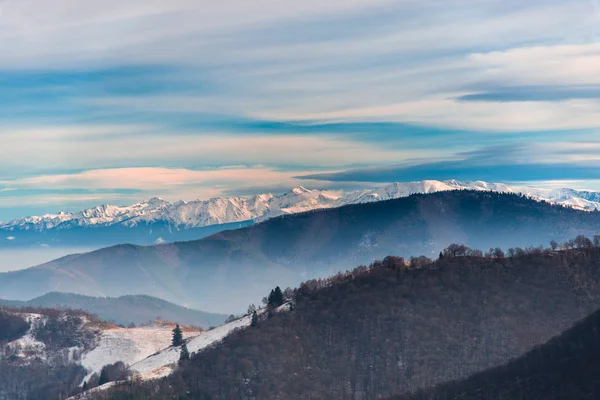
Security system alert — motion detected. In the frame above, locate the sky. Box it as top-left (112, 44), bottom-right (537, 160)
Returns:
top-left (1, 0), bottom-right (600, 221)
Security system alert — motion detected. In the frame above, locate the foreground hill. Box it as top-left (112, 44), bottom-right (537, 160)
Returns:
top-left (2, 191), bottom-right (600, 312)
top-left (92, 247), bottom-right (600, 399)
top-left (394, 306), bottom-right (600, 399)
top-left (0, 306), bottom-right (201, 400)
top-left (0, 292), bottom-right (227, 328)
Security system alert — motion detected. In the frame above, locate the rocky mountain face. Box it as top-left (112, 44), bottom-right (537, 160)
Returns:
top-left (4, 180), bottom-right (600, 234)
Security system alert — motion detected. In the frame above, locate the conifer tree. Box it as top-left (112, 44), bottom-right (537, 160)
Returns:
top-left (179, 342), bottom-right (190, 361)
top-left (98, 367), bottom-right (109, 386)
top-left (82, 381), bottom-right (88, 391)
top-left (274, 286), bottom-right (283, 306)
top-left (172, 324), bottom-right (183, 347)
top-left (251, 311), bottom-right (258, 327)
top-left (268, 286), bottom-right (284, 307)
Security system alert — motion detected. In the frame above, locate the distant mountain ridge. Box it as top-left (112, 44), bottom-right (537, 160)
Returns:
top-left (3, 190), bottom-right (600, 312)
top-left (0, 292), bottom-right (228, 328)
top-left (4, 180), bottom-right (600, 233)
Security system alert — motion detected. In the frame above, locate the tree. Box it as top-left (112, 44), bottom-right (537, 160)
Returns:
top-left (268, 286), bottom-right (284, 308)
top-left (98, 361), bottom-right (128, 386)
top-left (493, 248), bottom-right (505, 258)
top-left (251, 311), bottom-right (258, 327)
top-left (98, 367), bottom-right (109, 386)
top-left (439, 252), bottom-right (444, 260)
top-left (574, 235), bottom-right (593, 248)
top-left (225, 314), bottom-right (236, 323)
top-left (82, 381), bottom-right (88, 391)
top-left (247, 304), bottom-right (257, 315)
top-left (550, 240), bottom-right (559, 251)
top-left (172, 324), bottom-right (183, 347)
top-left (594, 235), bottom-right (600, 247)
top-left (179, 342), bottom-right (190, 361)
top-left (443, 244), bottom-right (472, 258)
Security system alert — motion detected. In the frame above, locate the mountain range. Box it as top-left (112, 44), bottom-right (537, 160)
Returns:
top-left (2, 190), bottom-right (600, 313)
top-left (3, 180), bottom-right (600, 246)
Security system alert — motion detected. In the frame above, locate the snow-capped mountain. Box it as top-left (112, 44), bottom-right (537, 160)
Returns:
top-left (3, 180), bottom-right (600, 233)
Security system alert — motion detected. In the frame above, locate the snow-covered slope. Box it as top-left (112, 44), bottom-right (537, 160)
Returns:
top-left (80, 322), bottom-right (200, 383)
top-left (130, 312), bottom-right (258, 380)
top-left (128, 305), bottom-right (291, 381)
top-left (3, 180), bottom-right (600, 233)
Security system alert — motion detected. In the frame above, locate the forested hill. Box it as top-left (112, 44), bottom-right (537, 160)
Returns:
top-left (394, 304), bottom-right (600, 399)
top-left (0, 292), bottom-right (228, 328)
top-left (2, 190), bottom-right (600, 312)
top-left (94, 245), bottom-right (600, 399)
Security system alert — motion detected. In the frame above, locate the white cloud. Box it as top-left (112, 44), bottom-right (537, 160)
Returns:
top-left (468, 43), bottom-right (600, 85)
top-left (0, 126), bottom-right (430, 172)
top-left (5, 236), bottom-right (15, 241)
top-left (0, 167), bottom-right (300, 191)
top-left (254, 98), bottom-right (600, 132)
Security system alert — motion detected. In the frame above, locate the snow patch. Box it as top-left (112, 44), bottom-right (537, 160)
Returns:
top-left (4, 313), bottom-right (47, 361)
top-left (80, 323), bottom-right (198, 383)
top-left (130, 311), bottom-right (265, 380)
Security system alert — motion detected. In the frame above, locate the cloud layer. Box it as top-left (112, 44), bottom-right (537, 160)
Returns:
top-left (1, 0), bottom-right (600, 220)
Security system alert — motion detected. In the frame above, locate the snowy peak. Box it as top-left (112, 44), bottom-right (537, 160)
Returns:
top-left (3, 180), bottom-right (600, 233)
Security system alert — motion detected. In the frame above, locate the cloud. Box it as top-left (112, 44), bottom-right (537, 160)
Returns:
top-left (256, 98), bottom-right (600, 132)
top-left (2, 0), bottom-right (600, 219)
top-left (6, 236), bottom-right (15, 241)
top-left (0, 166), bottom-right (350, 209)
top-left (1, 167), bottom-right (299, 191)
top-left (297, 143), bottom-right (600, 183)
top-left (0, 125), bottom-right (427, 173)
top-left (457, 85), bottom-right (600, 102)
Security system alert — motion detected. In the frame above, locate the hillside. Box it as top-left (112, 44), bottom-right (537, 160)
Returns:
top-left (0, 306), bottom-right (200, 400)
top-left (394, 307), bottom-right (600, 399)
top-left (0, 292), bottom-right (228, 328)
top-left (2, 191), bottom-right (600, 312)
top-left (91, 246), bottom-right (600, 399)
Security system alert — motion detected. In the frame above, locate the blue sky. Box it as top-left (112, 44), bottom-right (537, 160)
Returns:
top-left (1, 0), bottom-right (600, 221)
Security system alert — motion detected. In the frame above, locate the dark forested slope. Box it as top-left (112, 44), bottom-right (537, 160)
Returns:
top-left (394, 305), bottom-right (600, 399)
top-left (95, 247), bottom-right (600, 400)
top-left (2, 191), bottom-right (600, 312)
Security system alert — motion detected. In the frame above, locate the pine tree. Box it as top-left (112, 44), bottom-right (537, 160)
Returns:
top-left (268, 286), bottom-right (284, 307)
top-left (172, 324), bottom-right (183, 347)
top-left (274, 286), bottom-right (283, 306)
top-left (179, 342), bottom-right (190, 361)
top-left (98, 367), bottom-right (109, 386)
top-left (251, 311), bottom-right (258, 327)
top-left (82, 381), bottom-right (88, 391)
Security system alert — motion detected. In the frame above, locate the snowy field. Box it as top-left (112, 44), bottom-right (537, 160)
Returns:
top-left (81, 323), bottom-right (199, 383)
